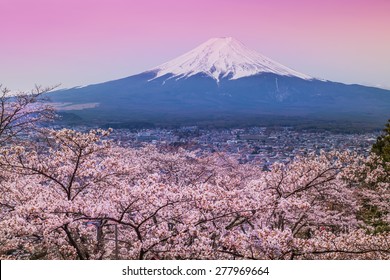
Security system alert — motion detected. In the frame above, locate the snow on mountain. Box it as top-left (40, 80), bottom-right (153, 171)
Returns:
top-left (149, 37), bottom-right (312, 82)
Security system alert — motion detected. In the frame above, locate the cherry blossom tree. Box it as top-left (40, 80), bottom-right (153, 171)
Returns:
top-left (0, 85), bottom-right (55, 145)
top-left (0, 128), bottom-right (389, 260)
top-left (342, 153), bottom-right (390, 235)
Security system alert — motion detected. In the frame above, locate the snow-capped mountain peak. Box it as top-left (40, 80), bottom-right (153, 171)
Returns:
top-left (149, 37), bottom-right (312, 82)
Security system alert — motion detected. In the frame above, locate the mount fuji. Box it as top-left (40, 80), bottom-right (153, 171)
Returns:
top-left (150, 37), bottom-right (312, 82)
top-left (48, 37), bottom-right (390, 130)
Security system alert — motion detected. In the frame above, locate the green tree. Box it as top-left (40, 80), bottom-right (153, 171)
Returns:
top-left (372, 119), bottom-right (390, 162)
top-left (362, 119), bottom-right (390, 234)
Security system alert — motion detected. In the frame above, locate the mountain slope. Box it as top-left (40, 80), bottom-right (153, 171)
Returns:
top-left (47, 38), bottom-right (390, 130)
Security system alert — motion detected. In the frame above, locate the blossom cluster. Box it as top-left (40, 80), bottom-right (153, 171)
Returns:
top-left (0, 129), bottom-right (388, 260)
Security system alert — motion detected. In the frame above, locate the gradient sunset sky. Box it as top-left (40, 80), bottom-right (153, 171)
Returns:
top-left (1, 0), bottom-right (389, 91)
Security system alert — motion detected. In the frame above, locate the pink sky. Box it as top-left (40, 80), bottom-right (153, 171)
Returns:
top-left (1, 0), bottom-right (389, 90)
